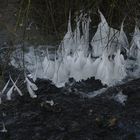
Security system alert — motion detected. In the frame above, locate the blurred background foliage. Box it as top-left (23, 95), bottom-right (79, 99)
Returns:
top-left (1, 0), bottom-right (140, 44)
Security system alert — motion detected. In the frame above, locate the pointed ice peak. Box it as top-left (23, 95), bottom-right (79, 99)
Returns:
top-left (82, 15), bottom-right (91, 44)
top-left (10, 76), bottom-right (23, 96)
top-left (63, 11), bottom-right (73, 42)
top-left (113, 49), bottom-right (127, 81)
top-left (73, 17), bottom-right (81, 45)
top-left (77, 12), bottom-right (83, 22)
top-left (6, 77), bottom-right (19, 100)
top-left (25, 76), bottom-right (38, 98)
top-left (1, 80), bottom-right (10, 94)
top-left (68, 11), bottom-right (72, 33)
top-left (6, 85), bottom-right (14, 100)
top-left (120, 20), bottom-right (125, 37)
top-left (132, 26), bottom-right (140, 49)
top-left (120, 18), bottom-right (125, 32)
top-left (98, 10), bottom-right (108, 26)
top-left (134, 26), bottom-right (140, 36)
top-left (118, 20), bottom-right (129, 50)
top-left (129, 26), bottom-right (140, 58)
top-left (0, 122), bottom-right (7, 133)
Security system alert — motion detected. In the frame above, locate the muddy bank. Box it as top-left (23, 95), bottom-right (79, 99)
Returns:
top-left (0, 77), bottom-right (140, 140)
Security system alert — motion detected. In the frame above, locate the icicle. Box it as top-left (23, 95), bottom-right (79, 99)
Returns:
top-left (113, 49), bottom-right (127, 81)
top-left (25, 77), bottom-right (38, 91)
top-left (95, 50), bottom-right (114, 85)
top-left (6, 78), bottom-right (18, 100)
top-left (52, 52), bottom-right (68, 87)
top-left (73, 15), bottom-right (81, 49)
top-left (26, 82), bottom-right (37, 98)
top-left (6, 85), bottom-right (14, 100)
top-left (130, 26), bottom-right (140, 58)
top-left (98, 9), bottom-right (108, 27)
top-left (62, 11), bottom-right (74, 55)
top-left (1, 79), bottom-right (7, 101)
top-left (25, 76), bottom-right (38, 98)
top-left (43, 51), bottom-right (55, 80)
top-left (52, 60), bottom-right (69, 87)
top-left (135, 30), bottom-right (140, 50)
top-left (91, 10), bottom-right (109, 57)
top-left (9, 76), bottom-right (23, 96)
top-left (68, 10), bottom-right (72, 33)
top-left (81, 55), bottom-right (95, 80)
top-left (91, 10), bottom-right (122, 57)
top-left (85, 16), bottom-right (91, 44)
top-left (98, 9), bottom-right (110, 38)
top-left (43, 56), bottom-right (49, 73)
top-left (118, 20), bottom-right (129, 53)
top-left (79, 14), bottom-right (91, 54)
top-left (1, 79), bottom-right (10, 94)
top-left (93, 48), bottom-right (127, 86)
top-left (129, 26), bottom-right (140, 74)
top-left (0, 122), bottom-right (7, 133)
top-left (33, 61), bottom-right (38, 82)
top-left (10, 11), bottom-right (132, 88)
top-left (70, 51), bottom-right (87, 81)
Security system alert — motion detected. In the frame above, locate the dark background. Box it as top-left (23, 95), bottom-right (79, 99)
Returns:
top-left (0, 0), bottom-right (140, 45)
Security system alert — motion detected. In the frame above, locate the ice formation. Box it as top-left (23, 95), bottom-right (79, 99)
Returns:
top-left (25, 76), bottom-right (38, 98)
top-left (114, 91), bottom-right (127, 105)
top-left (0, 76), bottom-right (23, 101)
top-left (38, 11), bottom-right (128, 86)
top-left (125, 26), bottom-right (140, 77)
top-left (91, 11), bottom-right (128, 57)
top-left (62, 12), bottom-right (74, 55)
top-left (0, 75), bottom-right (38, 103)
top-left (130, 26), bottom-right (140, 66)
top-left (130, 26), bottom-right (140, 58)
top-left (11, 10), bottom-right (140, 88)
top-left (113, 49), bottom-right (127, 81)
top-left (95, 50), bottom-right (114, 85)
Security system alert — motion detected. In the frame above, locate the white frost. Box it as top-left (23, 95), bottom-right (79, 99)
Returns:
top-left (87, 88), bottom-right (107, 98)
top-left (114, 91), bottom-right (127, 105)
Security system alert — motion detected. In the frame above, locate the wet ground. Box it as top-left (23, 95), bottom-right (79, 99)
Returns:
top-left (0, 76), bottom-right (140, 140)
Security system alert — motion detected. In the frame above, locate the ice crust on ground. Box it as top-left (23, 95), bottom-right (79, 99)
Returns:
top-left (10, 11), bottom-right (140, 87)
top-left (113, 91), bottom-right (128, 105)
top-left (87, 88), bottom-right (107, 98)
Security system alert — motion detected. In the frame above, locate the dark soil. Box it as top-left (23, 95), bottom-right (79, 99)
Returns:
top-left (0, 77), bottom-right (140, 140)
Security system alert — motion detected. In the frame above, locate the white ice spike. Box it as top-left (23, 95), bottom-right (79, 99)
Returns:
top-left (25, 76), bottom-right (38, 98)
top-left (6, 85), bottom-right (14, 100)
top-left (1, 79), bottom-right (10, 94)
top-left (6, 78), bottom-right (18, 100)
top-left (26, 77), bottom-right (38, 91)
top-left (10, 76), bottom-right (23, 96)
